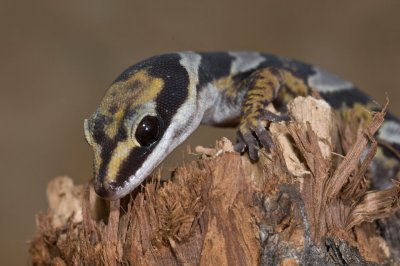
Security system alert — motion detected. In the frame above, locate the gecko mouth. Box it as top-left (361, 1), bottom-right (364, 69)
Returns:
top-left (94, 175), bottom-right (149, 200)
top-left (93, 180), bottom-right (120, 200)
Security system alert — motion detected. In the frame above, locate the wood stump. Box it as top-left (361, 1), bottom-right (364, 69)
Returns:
top-left (29, 97), bottom-right (400, 265)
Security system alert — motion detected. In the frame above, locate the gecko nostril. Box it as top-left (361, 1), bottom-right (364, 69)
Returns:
top-left (93, 177), bottom-right (124, 200)
top-left (93, 181), bottom-right (116, 199)
top-left (108, 181), bottom-right (118, 191)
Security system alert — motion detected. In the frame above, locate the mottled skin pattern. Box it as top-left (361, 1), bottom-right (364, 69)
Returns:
top-left (84, 51), bottom-right (400, 200)
top-left (235, 68), bottom-right (312, 160)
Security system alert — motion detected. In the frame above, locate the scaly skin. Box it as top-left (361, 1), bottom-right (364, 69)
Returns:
top-left (84, 51), bottom-right (400, 200)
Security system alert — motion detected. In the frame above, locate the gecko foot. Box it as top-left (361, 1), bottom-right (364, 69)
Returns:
top-left (234, 110), bottom-right (289, 161)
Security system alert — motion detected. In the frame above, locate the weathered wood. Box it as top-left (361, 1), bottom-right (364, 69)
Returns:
top-left (29, 97), bottom-right (400, 265)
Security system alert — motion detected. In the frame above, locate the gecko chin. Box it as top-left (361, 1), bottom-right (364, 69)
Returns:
top-left (93, 145), bottom-right (177, 200)
top-left (93, 180), bottom-right (120, 200)
top-left (93, 175), bottom-right (145, 200)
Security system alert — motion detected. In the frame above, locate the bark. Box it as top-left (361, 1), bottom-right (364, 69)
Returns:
top-left (29, 97), bottom-right (400, 266)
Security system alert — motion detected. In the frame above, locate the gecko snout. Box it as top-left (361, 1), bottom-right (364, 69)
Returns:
top-left (93, 180), bottom-right (120, 200)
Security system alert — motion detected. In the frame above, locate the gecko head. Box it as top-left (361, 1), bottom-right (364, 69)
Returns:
top-left (84, 53), bottom-right (202, 200)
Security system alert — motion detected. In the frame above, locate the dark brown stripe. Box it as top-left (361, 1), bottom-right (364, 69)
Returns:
top-left (198, 52), bottom-right (235, 87)
top-left (114, 145), bottom-right (152, 187)
top-left (115, 55), bottom-right (190, 187)
top-left (259, 53), bottom-right (315, 81)
top-left (94, 111), bottom-right (130, 184)
top-left (150, 54), bottom-right (190, 126)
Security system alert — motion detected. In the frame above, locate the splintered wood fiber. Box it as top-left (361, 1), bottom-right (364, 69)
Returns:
top-left (29, 97), bottom-right (400, 265)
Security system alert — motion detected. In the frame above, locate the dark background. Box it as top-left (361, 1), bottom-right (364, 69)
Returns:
top-left (1, 1), bottom-right (399, 264)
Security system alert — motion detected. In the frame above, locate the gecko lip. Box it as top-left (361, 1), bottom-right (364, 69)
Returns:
top-left (94, 180), bottom-right (120, 200)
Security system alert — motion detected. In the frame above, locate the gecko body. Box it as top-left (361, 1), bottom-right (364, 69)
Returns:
top-left (84, 52), bottom-right (400, 200)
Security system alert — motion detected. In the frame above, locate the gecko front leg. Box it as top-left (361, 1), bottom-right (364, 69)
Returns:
top-left (235, 67), bottom-right (311, 160)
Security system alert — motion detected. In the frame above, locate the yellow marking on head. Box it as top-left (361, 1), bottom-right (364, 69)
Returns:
top-left (97, 69), bottom-right (164, 139)
top-left (105, 140), bottom-right (137, 182)
top-left (104, 69), bottom-right (164, 109)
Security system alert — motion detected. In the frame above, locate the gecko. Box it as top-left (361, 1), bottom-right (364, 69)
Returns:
top-left (84, 52), bottom-right (400, 200)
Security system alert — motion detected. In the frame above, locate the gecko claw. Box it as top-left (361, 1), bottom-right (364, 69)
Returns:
top-left (235, 109), bottom-right (290, 160)
top-left (234, 118), bottom-right (278, 161)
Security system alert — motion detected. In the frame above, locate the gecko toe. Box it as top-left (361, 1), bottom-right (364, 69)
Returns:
top-left (235, 114), bottom-right (282, 160)
top-left (234, 131), bottom-right (246, 153)
top-left (235, 130), bottom-right (259, 161)
top-left (243, 132), bottom-right (259, 161)
top-left (255, 126), bottom-right (274, 151)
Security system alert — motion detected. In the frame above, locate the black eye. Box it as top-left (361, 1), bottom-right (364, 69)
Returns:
top-left (135, 116), bottom-right (161, 146)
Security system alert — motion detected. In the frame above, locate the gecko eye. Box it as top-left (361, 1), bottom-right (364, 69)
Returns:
top-left (135, 115), bottom-right (161, 146)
